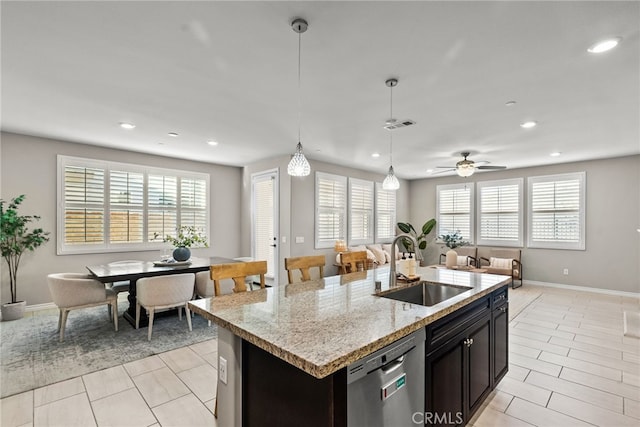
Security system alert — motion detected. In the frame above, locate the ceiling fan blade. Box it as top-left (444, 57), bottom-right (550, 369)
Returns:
top-left (432, 168), bottom-right (456, 175)
top-left (476, 165), bottom-right (507, 170)
top-left (436, 166), bottom-right (455, 169)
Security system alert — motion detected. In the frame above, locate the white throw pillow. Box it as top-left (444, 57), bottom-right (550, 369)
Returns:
top-left (457, 256), bottom-right (469, 266)
top-left (348, 246), bottom-right (376, 262)
top-left (490, 257), bottom-right (513, 269)
top-left (367, 244), bottom-right (386, 265)
top-left (382, 244), bottom-right (402, 260)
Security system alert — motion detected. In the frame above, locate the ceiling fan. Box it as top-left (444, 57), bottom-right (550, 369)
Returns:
top-left (436, 152), bottom-right (507, 177)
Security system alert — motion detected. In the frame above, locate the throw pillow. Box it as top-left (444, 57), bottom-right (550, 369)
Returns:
top-left (367, 244), bottom-right (387, 265)
top-left (457, 256), bottom-right (469, 266)
top-left (490, 257), bottom-right (513, 269)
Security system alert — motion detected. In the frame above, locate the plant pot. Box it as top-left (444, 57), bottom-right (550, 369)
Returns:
top-left (1, 301), bottom-right (26, 321)
top-left (172, 247), bottom-right (191, 262)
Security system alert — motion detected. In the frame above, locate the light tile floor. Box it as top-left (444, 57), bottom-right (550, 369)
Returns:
top-left (1, 284), bottom-right (638, 426)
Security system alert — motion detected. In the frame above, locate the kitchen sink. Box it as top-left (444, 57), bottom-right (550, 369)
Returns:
top-left (378, 282), bottom-right (472, 306)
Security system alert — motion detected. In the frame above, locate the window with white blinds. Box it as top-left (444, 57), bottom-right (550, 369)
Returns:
top-left (436, 183), bottom-right (474, 243)
top-left (57, 155), bottom-right (209, 254)
top-left (315, 172), bottom-right (347, 249)
top-left (348, 178), bottom-right (374, 245)
top-left (375, 183), bottom-right (396, 243)
top-left (528, 172), bottom-right (585, 250)
top-left (477, 178), bottom-right (523, 247)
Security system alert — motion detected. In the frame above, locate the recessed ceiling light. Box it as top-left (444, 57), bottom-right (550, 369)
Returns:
top-left (372, 152), bottom-right (380, 158)
top-left (587, 37), bottom-right (622, 53)
top-left (168, 132), bottom-right (179, 137)
top-left (207, 140), bottom-right (219, 146)
top-left (550, 151), bottom-right (561, 157)
top-left (505, 101), bottom-right (517, 107)
top-left (520, 121), bottom-right (537, 129)
top-left (119, 122), bottom-right (135, 129)
top-left (426, 169), bottom-right (434, 173)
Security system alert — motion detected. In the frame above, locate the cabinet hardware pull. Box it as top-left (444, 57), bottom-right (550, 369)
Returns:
top-left (500, 307), bottom-right (507, 313)
top-left (464, 338), bottom-right (473, 347)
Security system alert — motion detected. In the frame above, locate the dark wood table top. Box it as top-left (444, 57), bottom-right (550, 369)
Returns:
top-left (86, 256), bottom-right (236, 282)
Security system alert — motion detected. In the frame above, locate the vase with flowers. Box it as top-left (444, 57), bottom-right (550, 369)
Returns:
top-left (155, 226), bottom-right (208, 262)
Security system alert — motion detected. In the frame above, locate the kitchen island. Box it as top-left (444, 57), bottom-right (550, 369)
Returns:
top-left (189, 266), bottom-right (511, 426)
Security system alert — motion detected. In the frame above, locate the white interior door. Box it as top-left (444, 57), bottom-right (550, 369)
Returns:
top-left (251, 169), bottom-right (278, 284)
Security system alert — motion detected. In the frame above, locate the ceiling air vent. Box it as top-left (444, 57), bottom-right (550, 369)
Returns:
top-left (383, 119), bottom-right (416, 131)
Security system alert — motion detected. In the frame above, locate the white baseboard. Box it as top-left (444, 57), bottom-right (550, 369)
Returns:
top-left (524, 280), bottom-right (640, 299)
top-left (26, 302), bottom-right (57, 312)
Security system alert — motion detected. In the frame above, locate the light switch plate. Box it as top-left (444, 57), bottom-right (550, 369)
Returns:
top-left (219, 356), bottom-right (228, 384)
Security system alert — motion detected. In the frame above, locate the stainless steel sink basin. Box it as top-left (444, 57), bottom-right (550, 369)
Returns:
top-left (379, 282), bottom-right (472, 306)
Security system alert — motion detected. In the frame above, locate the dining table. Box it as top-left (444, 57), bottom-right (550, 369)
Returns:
top-left (86, 256), bottom-right (235, 327)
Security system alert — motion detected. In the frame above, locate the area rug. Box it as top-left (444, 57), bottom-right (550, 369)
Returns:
top-left (624, 311), bottom-right (640, 338)
top-left (0, 305), bottom-right (216, 398)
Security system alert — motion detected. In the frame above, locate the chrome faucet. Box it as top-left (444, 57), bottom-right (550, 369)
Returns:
top-left (389, 233), bottom-right (423, 288)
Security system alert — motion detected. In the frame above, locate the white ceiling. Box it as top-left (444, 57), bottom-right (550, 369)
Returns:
top-left (2, 1), bottom-right (639, 179)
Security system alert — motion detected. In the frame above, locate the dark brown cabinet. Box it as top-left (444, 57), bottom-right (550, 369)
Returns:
top-left (425, 285), bottom-right (508, 426)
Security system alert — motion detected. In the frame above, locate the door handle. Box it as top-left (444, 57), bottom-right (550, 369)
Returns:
top-left (270, 244), bottom-right (277, 247)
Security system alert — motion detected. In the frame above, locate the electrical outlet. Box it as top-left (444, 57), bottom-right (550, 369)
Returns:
top-left (563, 268), bottom-right (569, 275)
top-left (219, 356), bottom-right (228, 384)
top-left (295, 236), bottom-right (304, 243)
top-left (282, 236), bottom-right (287, 243)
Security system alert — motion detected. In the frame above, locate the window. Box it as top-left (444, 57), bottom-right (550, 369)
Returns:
top-left (348, 178), bottom-right (374, 245)
top-left (528, 172), bottom-right (585, 250)
top-left (436, 183), bottom-right (474, 243)
top-left (375, 183), bottom-right (396, 243)
top-left (315, 172), bottom-right (347, 249)
top-left (57, 155), bottom-right (209, 254)
top-left (477, 178), bottom-right (523, 247)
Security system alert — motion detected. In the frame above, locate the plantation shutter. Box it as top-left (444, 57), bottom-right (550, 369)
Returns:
top-left (375, 183), bottom-right (396, 242)
top-left (63, 165), bottom-right (105, 245)
top-left (253, 175), bottom-right (275, 278)
top-left (109, 170), bottom-right (144, 243)
top-left (315, 172), bottom-right (347, 248)
top-left (437, 183), bottom-right (474, 242)
top-left (180, 177), bottom-right (208, 232)
top-left (349, 178), bottom-right (374, 245)
top-left (148, 175), bottom-right (178, 241)
top-left (477, 178), bottom-right (523, 247)
top-left (528, 172), bottom-right (585, 250)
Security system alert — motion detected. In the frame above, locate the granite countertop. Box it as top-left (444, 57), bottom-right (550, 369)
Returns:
top-left (189, 266), bottom-right (510, 379)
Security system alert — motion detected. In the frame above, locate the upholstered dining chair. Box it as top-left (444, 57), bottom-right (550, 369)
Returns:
top-left (209, 260), bottom-right (267, 296)
top-left (104, 260), bottom-right (142, 319)
top-left (285, 255), bottom-right (325, 284)
top-left (339, 251), bottom-right (368, 274)
top-left (135, 273), bottom-right (195, 340)
top-left (47, 273), bottom-right (118, 342)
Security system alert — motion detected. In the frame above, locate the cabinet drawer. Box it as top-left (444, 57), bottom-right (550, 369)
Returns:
top-left (426, 295), bottom-right (490, 353)
top-left (492, 287), bottom-right (508, 308)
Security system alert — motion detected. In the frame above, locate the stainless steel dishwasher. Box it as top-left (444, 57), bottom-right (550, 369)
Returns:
top-left (346, 328), bottom-right (426, 426)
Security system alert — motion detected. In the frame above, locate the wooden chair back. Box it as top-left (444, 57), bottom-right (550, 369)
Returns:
top-left (210, 260), bottom-right (267, 296)
top-left (339, 251), bottom-right (368, 274)
top-left (285, 255), bottom-right (325, 284)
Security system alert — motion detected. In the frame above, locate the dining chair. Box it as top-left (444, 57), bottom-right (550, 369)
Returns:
top-left (135, 273), bottom-right (195, 340)
top-left (47, 273), bottom-right (118, 342)
top-left (104, 260), bottom-right (142, 318)
top-left (339, 251), bottom-right (368, 274)
top-left (209, 260), bottom-right (267, 296)
top-left (285, 255), bottom-right (325, 284)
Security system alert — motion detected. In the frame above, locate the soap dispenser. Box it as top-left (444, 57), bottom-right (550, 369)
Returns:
top-left (407, 253), bottom-right (417, 277)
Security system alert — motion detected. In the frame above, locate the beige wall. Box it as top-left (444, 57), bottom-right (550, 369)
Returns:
top-left (409, 155), bottom-right (640, 293)
top-left (0, 132), bottom-right (243, 305)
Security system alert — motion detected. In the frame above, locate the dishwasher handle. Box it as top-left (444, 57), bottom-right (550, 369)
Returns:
top-left (381, 355), bottom-right (405, 375)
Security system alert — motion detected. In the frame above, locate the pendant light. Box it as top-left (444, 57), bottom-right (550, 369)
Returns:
top-left (382, 78), bottom-right (400, 190)
top-left (287, 18), bottom-right (311, 177)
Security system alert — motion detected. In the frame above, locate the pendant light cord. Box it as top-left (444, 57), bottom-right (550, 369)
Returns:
top-left (389, 83), bottom-right (394, 165)
top-left (297, 31), bottom-right (302, 144)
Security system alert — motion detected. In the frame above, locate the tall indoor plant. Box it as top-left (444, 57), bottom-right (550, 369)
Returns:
top-left (397, 218), bottom-right (437, 263)
top-left (1, 194), bottom-right (50, 321)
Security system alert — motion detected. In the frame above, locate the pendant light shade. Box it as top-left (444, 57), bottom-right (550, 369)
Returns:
top-left (287, 141), bottom-right (311, 176)
top-left (287, 18), bottom-right (311, 177)
top-left (382, 78), bottom-right (400, 190)
top-left (383, 165), bottom-right (400, 190)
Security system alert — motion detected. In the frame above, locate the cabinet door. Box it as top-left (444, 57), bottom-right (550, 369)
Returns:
top-left (492, 303), bottom-right (509, 385)
top-left (426, 337), bottom-right (464, 426)
top-left (466, 314), bottom-right (492, 417)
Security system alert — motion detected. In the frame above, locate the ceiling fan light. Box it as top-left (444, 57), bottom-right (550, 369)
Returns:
top-left (287, 142), bottom-right (311, 177)
top-left (382, 165), bottom-right (400, 190)
top-left (456, 164), bottom-right (475, 177)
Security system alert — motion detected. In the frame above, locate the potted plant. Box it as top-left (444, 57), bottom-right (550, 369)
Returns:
top-left (439, 230), bottom-right (468, 249)
top-left (397, 218), bottom-right (437, 263)
top-left (1, 195), bottom-right (50, 321)
top-left (155, 226), bottom-right (208, 262)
